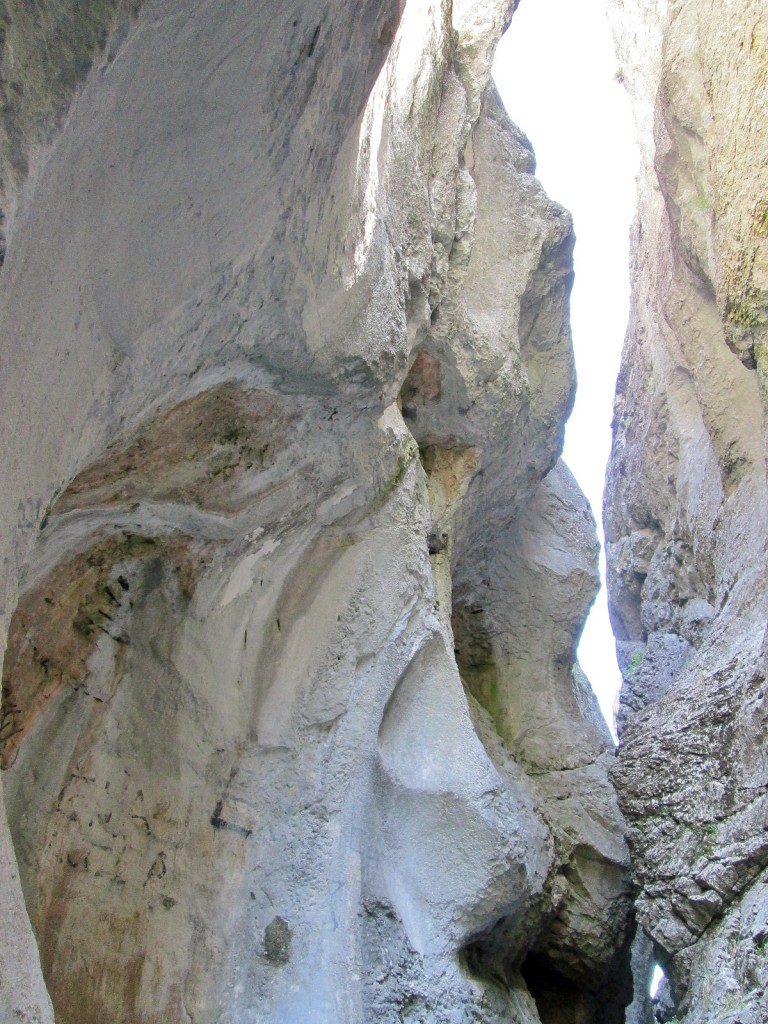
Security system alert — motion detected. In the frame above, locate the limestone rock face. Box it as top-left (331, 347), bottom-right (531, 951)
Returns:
top-left (605, 0), bottom-right (768, 1019)
top-left (0, 2), bottom-right (631, 1021)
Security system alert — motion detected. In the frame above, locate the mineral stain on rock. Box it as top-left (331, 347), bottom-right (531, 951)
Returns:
top-left (262, 916), bottom-right (292, 967)
top-left (56, 385), bottom-right (294, 516)
top-left (1, 532), bottom-right (210, 768)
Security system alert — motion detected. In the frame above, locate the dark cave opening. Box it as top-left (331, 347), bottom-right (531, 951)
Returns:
top-left (521, 952), bottom-right (595, 1024)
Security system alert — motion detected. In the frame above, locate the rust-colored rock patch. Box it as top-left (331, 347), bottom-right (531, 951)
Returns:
top-left (399, 351), bottom-right (443, 411)
top-left (0, 533), bottom-right (211, 768)
top-left (56, 384), bottom-right (293, 515)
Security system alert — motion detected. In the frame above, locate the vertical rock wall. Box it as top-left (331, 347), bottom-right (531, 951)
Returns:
top-left (0, 1), bottom-right (632, 1021)
top-left (606, 0), bottom-right (768, 1020)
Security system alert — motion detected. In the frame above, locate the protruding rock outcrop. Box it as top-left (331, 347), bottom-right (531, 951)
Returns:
top-left (605, 0), bottom-right (768, 1020)
top-left (0, 2), bottom-right (632, 1021)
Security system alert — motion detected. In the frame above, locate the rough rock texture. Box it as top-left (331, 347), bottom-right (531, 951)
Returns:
top-left (605, 0), bottom-right (768, 1020)
top-left (0, 2), bottom-right (632, 1021)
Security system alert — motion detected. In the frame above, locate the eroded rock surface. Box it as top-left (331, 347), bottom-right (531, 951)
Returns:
top-left (0, 1), bottom-right (631, 1021)
top-left (606, 0), bottom-right (768, 1019)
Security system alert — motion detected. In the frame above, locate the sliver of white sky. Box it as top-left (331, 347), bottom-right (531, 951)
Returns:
top-left (650, 964), bottom-right (665, 998)
top-left (492, 0), bottom-right (639, 735)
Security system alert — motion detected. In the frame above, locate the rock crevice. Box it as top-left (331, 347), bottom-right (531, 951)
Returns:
top-left (0, 2), bottom-right (634, 1022)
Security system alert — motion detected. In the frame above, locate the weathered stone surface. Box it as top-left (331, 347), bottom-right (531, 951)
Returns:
top-left (605, 0), bottom-right (768, 1019)
top-left (0, 1), bottom-right (632, 1021)
top-left (0, 0), bottom-right (146, 265)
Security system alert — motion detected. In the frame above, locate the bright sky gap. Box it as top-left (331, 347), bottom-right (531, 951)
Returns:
top-left (492, 0), bottom-right (639, 736)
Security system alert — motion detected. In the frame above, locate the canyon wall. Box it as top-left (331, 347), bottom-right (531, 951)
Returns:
top-left (606, 0), bottom-right (768, 1020)
top-left (0, 2), bottom-right (632, 1022)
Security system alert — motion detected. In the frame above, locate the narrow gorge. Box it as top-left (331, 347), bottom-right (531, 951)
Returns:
top-left (0, 2), bottom-right (764, 1023)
